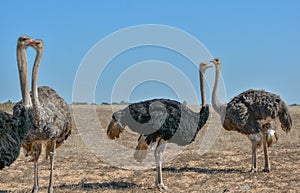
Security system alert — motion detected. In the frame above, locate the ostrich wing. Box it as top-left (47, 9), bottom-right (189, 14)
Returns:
top-left (114, 99), bottom-right (171, 135)
top-left (35, 86), bottom-right (72, 142)
top-left (224, 89), bottom-right (292, 134)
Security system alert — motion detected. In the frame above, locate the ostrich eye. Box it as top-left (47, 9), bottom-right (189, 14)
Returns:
top-left (20, 37), bottom-right (30, 42)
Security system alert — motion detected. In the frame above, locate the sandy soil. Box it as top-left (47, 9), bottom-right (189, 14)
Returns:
top-left (0, 105), bottom-right (299, 193)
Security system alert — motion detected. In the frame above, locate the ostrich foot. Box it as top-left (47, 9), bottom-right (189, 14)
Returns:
top-left (31, 187), bottom-right (38, 193)
top-left (48, 186), bottom-right (53, 193)
top-left (134, 136), bottom-right (149, 162)
top-left (156, 182), bottom-right (168, 192)
top-left (249, 168), bottom-right (257, 173)
top-left (263, 168), bottom-right (270, 173)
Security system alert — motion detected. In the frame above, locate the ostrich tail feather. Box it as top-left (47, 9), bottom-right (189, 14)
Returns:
top-left (134, 135), bottom-right (149, 163)
top-left (279, 104), bottom-right (292, 133)
top-left (107, 119), bottom-right (124, 140)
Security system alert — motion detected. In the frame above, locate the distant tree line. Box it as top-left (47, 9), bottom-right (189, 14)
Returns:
top-left (71, 101), bottom-right (131, 105)
top-left (0, 100), bottom-right (14, 105)
top-left (0, 100), bottom-right (15, 112)
top-left (2, 100), bottom-right (298, 106)
top-left (70, 101), bottom-right (300, 106)
top-left (72, 102), bottom-right (89, 105)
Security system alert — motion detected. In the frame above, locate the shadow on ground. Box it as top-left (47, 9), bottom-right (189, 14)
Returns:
top-left (162, 167), bottom-right (246, 174)
top-left (56, 181), bottom-right (139, 190)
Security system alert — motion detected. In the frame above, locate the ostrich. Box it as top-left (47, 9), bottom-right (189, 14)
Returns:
top-left (210, 57), bottom-right (292, 172)
top-left (13, 39), bottom-right (72, 193)
top-left (0, 36), bottom-right (35, 169)
top-left (107, 62), bottom-right (212, 190)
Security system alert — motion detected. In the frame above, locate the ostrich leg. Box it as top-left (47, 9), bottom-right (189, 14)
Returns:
top-left (155, 139), bottom-right (167, 191)
top-left (250, 140), bottom-right (258, 173)
top-left (32, 143), bottom-right (42, 193)
top-left (262, 141), bottom-right (270, 172)
top-left (48, 141), bottom-right (56, 193)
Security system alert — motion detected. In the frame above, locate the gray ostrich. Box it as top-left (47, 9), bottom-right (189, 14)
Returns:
top-left (13, 39), bottom-right (72, 193)
top-left (107, 62), bottom-right (212, 190)
top-left (210, 58), bottom-right (292, 172)
top-left (0, 36), bottom-right (35, 169)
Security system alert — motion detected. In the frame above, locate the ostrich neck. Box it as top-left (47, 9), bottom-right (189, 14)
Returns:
top-left (17, 46), bottom-right (31, 108)
top-left (32, 49), bottom-right (43, 119)
top-left (193, 68), bottom-right (209, 138)
top-left (200, 70), bottom-right (207, 106)
top-left (212, 66), bottom-right (224, 114)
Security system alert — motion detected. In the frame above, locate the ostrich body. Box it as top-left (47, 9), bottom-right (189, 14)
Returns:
top-left (0, 36), bottom-right (35, 169)
top-left (210, 58), bottom-right (292, 172)
top-left (0, 110), bottom-right (32, 169)
top-left (107, 62), bottom-right (211, 190)
top-left (13, 39), bottom-right (72, 193)
top-left (0, 111), bottom-right (17, 169)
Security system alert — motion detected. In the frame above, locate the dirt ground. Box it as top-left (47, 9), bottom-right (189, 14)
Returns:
top-left (0, 105), bottom-right (299, 193)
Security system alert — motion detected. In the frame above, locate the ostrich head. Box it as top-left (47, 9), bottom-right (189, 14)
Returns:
top-left (30, 39), bottom-right (44, 51)
top-left (30, 40), bottom-right (44, 51)
top-left (17, 35), bottom-right (35, 48)
top-left (200, 62), bottom-right (213, 72)
top-left (210, 58), bottom-right (221, 69)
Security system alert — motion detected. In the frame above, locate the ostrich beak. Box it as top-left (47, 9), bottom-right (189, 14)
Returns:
top-left (28, 39), bottom-right (37, 45)
top-left (207, 64), bottom-right (213, 68)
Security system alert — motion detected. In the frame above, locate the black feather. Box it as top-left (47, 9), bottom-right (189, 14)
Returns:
top-left (113, 99), bottom-right (210, 146)
top-left (0, 107), bottom-right (33, 169)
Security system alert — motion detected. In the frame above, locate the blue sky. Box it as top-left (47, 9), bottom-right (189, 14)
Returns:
top-left (0, 1), bottom-right (299, 105)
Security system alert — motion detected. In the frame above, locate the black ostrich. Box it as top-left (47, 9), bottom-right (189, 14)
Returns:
top-left (0, 36), bottom-right (35, 170)
top-left (107, 62), bottom-right (212, 190)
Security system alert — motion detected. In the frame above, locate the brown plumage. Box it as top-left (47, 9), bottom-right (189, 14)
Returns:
top-left (211, 58), bottom-right (292, 172)
top-left (13, 38), bottom-right (72, 193)
top-left (19, 86), bottom-right (72, 158)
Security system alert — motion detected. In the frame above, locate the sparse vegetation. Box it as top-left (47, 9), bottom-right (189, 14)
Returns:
top-left (111, 101), bottom-right (130, 105)
top-left (72, 102), bottom-right (89, 105)
top-left (0, 100), bottom-right (15, 113)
